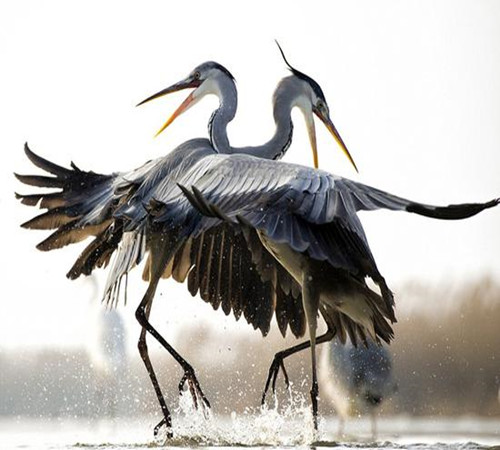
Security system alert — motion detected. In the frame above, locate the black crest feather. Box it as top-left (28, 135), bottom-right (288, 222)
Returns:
top-left (275, 40), bottom-right (326, 100)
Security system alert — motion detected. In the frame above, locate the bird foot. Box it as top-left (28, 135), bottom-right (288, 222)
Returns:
top-left (261, 352), bottom-right (290, 405)
top-left (153, 417), bottom-right (173, 438)
top-left (179, 367), bottom-right (211, 414)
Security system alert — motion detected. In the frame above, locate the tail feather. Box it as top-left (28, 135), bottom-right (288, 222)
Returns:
top-left (321, 306), bottom-right (383, 348)
top-left (365, 288), bottom-right (394, 344)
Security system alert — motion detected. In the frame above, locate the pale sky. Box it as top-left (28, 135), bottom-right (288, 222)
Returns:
top-left (1, 0), bottom-right (499, 349)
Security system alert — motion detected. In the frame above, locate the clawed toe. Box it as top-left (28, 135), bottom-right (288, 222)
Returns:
top-left (150, 368), bottom-right (209, 438)
top-left (261, 353), bottom-right (290, 405)
top-left (153, 417), bottom-right (173, 438)
top-left (179, 368), bottom-right (211, 412)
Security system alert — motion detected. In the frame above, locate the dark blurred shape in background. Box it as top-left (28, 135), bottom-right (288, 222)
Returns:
top-left (319, 339), bottom-right (396, 438)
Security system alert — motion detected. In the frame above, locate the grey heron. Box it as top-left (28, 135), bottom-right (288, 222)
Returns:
top-left (128, 52), bottom-right (498, 431)
top-left (163, 154), bottom-right (498, 430)
top-left (15, 49), bottom-right (357, 435)
top-left (319, 339), bottom-right (396, 439)
top-left (16, 47), bottom-right (499, 433)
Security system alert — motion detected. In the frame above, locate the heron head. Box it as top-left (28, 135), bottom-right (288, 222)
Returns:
top-left (137, 61), bottom-right (235, 137)
top-left (276, 42), bottom-right (358, 172)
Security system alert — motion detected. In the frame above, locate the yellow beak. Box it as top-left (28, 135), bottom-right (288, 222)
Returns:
top-left (137, 76), bottom-right (201, 137)
top-left (315, 109), bottom-right (358, 173)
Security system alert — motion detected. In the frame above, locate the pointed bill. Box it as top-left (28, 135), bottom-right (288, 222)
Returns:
top-left (137, 75), bottom-right (201, 137)
top-left (154, 91), bottom-right (196, 137)
top-left (314, 109), bottom-right (358, 173)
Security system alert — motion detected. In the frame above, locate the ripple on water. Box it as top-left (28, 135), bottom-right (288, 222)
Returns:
top-left (2, 396), bottom-right (498, 449)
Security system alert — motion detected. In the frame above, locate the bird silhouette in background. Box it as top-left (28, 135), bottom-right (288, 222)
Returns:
top-left (320, 339), bottom-right (396, 439)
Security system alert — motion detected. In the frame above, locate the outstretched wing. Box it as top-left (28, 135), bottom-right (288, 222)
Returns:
top-left (153, 155), bottom-right (389, 293)
top-left (15, 144), bottom-right (309, 338)
top-left (15, 143), bottom-right (117, 249)
top-left (15, 143), bottom-right (165, 279)
top-left (15, 141), bottom-right (217, 289)
top-left (156, 153), bottom-right (498, 323)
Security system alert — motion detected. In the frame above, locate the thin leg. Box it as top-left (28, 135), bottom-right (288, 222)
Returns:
top-left (136, 269), bottom-right (174, 437)
top-left (136, 294), bottom-right (211, 411)
top-left (302, 271), bottom-right (321, 431)
top-left (135, 239), bottom-right (210, 437)
top-left (137, 300), bottom-right (170, 436)
top-left (261, 328), bottom-right (335, 405)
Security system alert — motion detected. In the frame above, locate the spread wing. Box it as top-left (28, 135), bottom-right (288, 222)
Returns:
top-left (15, 144), bottom-right (308, 338)
top-left (15, 141), bottom-right (212, 287)
top-left (155, 153), bottom-right (498, 325)
top-left (14, 143), bottom-right (171, 279)
top-left (17, 145), bottom-right (497, 340)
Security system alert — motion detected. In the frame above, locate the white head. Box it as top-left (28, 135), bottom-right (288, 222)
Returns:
top-left (137, 61), bottom-right (236, 136)
top-left (275, 42), bottom-right (358, 171)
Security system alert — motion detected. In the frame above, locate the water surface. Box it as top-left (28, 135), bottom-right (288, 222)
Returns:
top-left (1, 410), bottom-right (498, 450)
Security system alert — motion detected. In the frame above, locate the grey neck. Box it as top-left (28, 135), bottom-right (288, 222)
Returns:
top-left (210, 77), bottom-right (296, 160)
top-left (209, 75), bottom-right (238, 154)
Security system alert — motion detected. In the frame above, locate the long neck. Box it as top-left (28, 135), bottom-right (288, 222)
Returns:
top-left (209, 76), bottom-right (238, 154)
top-left (210, 79), bottom-right (295, 160)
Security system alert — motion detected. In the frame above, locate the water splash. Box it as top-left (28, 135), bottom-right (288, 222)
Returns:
top-left (154, 390), bottom-right (319, 446)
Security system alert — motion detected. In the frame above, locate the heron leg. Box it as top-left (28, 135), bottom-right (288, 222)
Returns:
top-left (302, 272), bottom-right (321, 431)
top-left (136, 297), bottom-right (210, 408)
top-left (134, 239), bottom-right (209, 436)
top-left (261, 327), bottom-right (335, 405)
top-left (137, 299), bottom-right (172, 436)
top-left (135, 266), bottom-right (175, 437)
top-left (135, 240), bottom-right (210, 430)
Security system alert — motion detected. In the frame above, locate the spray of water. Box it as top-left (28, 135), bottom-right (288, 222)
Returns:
top-left (153, 389), bottom-right (320, 446)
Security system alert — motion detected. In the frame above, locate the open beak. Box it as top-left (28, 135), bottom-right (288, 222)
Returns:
top-left (137, 76), bottom-right (201, 137)
top-left (314, 108), bottom-right (358, 173)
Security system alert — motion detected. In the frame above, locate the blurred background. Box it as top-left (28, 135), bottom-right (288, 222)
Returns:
top-left (1, 277), bottom-right (499, 420)
top-left (0, 0), bottom-right (499, 434)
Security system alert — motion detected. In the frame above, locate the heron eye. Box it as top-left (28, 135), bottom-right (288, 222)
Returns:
top-left (193, 71), bottom-right (201, 80)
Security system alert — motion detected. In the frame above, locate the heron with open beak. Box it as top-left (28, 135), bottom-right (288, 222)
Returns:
top-left (16, 45), bottom-right (360, 436)
top-left (128, 47), bottom-right (498, 431)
